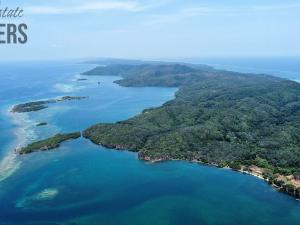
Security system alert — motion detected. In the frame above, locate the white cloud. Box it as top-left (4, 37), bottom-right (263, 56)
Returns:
top-left (250, 3), bottom-right (300, 12)
top-left (146, 7), bottom-right (222, 25)
top-left (146, 3), bottom-right (300, 25)
top-left (26, 1), bottom-right (147, 15)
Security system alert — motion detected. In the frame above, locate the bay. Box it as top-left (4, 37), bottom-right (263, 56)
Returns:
top-left (0, 59), bottom-right (300, 225)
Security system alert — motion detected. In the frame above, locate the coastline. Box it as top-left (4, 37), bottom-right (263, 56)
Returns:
top-left (81, 63), bottom-right (300, 202)
top-left (144, 157), bottom-right (300, 200)
top-left (0, 71), bottom-right (109, 182)
top-left (85, 139), bottom-right (300, 201)
top-left (2, 62), bottom-right (300, 203)
top-left (141, 156), bottom-right (300, 201)
top-left (0, 95), bottom-right (77, 181)
top-left (0, 106), bottom-right (26, 182)
top-left (0, 70), bottom-right (99, 182)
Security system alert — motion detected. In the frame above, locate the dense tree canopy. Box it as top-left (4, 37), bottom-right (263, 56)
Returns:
top-left (83, 63), bottom-right (300, 176)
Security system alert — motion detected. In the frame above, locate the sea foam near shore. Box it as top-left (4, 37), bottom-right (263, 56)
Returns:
top-left (54, 74), bottom-right (87, 93)
top-left (0, 107), bottom-right (37, 182)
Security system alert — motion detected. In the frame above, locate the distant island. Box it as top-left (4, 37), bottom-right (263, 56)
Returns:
top-left (18, 132), bottom-right (81, 154)
top-left (11, 96), bottom-right (87, 113)
top-left (36, 122), bottom-right (47, 126)
top-left (77, 78), bottom-right (88, 81)
top-left (81, 63), bottom-right (300, 199)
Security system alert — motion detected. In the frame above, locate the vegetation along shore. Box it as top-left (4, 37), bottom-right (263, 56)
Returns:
top-left (16, 62), bottom-right (300, 200)
top-left (18, 132), bottom-right (81, 154)
top-left (11, 96), bottom-right (87, 113)
top-left (82, 63), bottom-right (300, 200)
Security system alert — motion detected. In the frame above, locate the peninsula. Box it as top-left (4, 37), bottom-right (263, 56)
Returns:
top-left (82, 63), bottom-right (300, 199)
top-left (19, 132), bottom-right (81, 154)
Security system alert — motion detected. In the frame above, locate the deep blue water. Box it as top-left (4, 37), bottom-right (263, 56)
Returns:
top-left (1, 59), bottom-right (300, 225)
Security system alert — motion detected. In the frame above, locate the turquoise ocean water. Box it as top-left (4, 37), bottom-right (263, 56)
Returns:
top-left (1, 59), bottom-right (300, 225)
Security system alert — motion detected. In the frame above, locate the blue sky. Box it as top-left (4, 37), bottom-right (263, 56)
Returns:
top-left (1, 0), bottom-right (300, 60)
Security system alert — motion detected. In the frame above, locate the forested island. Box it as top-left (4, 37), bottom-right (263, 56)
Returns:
top-left (12, 96), bottom-right (87, 113)
top-left (77, 78), bottom-right (88, 81)
top-left (82, 63), bottom-right (300, 199)
top-left (36, 122), bottom-right (47, 126)
top-left (19, 132), bottom-right (81, 154)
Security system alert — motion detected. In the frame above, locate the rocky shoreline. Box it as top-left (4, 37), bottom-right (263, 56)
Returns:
top-left (138, 153), bottom-right (300, 200)
top-left (80, 136), bottom-right (300, 201)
